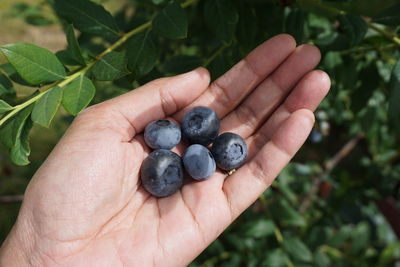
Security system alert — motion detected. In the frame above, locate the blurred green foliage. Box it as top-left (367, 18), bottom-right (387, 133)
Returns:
top-left (0, 0), bottom-right (400, 266)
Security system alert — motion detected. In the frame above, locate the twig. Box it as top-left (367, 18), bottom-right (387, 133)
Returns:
top-left (0, 195), bottom-right (24, 204)
top-left (0, 0), bottom-right (199, 127)
top-left (299, 133), bottom-right (363, 213)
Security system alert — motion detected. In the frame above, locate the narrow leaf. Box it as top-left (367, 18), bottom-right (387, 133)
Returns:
top-left (0, 72), bottom-right (14, 96)
top-left (32, 86), bottom-right (63, 127)
top-left (11, 119), bottom-right (33, 166)
top-left (54, 0), bottom-right (120, 38)
top-left (153, 2), bottom-right (188, 39)
top-left (204, 0), bottom-right (239, 44)
top-left (62, 75), bottom-right (95, 115)
top-left (283, 237), bottom-right (313, 262)
top-left (338, 14), bottom-right (367, 47)
top-left (92, 51), bottom-right (129, 81)
top-left (65, 24), bottom-right (86, 65)
top-left (244, 219), bottom-right (276, 238)
top-left (0, 105), bottom-right (33, 150)
top-left (285, 8), bottom-right (308, 44)
top-left (0, 43), bottom-right (66, 85)
top-left (127, 31), bottom-right (158, 76)
top-left (374, 4), bottom-right (400, 26)
top-left (389, 60), bottom-right (400, 132)
top-left (0, 100), bottom-right (13, 114)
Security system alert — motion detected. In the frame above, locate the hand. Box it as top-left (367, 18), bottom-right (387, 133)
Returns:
top-left (0, 34), bottom-right (330, 266)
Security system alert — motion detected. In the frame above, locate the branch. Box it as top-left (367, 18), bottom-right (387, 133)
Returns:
top-left (299, 133), bottom-right (363, 213)
top-left (0, 195), bottom-right (23, 204)
top-left (297, 0), bottom-right (400, 47)
top-left (0, 0), bottom-right (198, 127)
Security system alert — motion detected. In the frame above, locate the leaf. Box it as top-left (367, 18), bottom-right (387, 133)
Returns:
top-left (54, 0), bottom-right (120, 38)
top-left (204, 0), bottom-right (239, 44)
top-left (388, 59), bottom-right (400, 132)
top-left (92, 51), bottom-right (129, 81)
top-left (283, 236), bottom-right (313, 262)
top-left (270, 199), bottom-right (306, 227)
top-left (0, 73), bottom-right (14, 96)
top-left (0, 63), bottom-right (32, 86)
top-left (285, 8), bottom-right (309, 44)
top-left (374, 4), bottom-right (400, 26)
top-left (0, 100), bottom-right (13, 114)
top-left (62, 75), bottom-right (95, 115)
top-left (244, 219), bottom-right (276, 238)
top-left (314, 250), bottom-right (331, 267)
top-left (237, 5), bottom-right (257, 53)
top-left (162, 55), bottom-right (202, 74)
top-left (11, 118), bottom-right (33, 166)
top-left (153, 2), bottom-right (188, 39)
top-left (351, 63), bottom-right (380, 114)
top-left (0, 43), bottom-right (66, 85)
top-left (0, 104), bottom-right (33, 151)
top-left (338, 14), bottom-right (367, 47)
top-left (32, 86), bottom-right (63, 127)
top-left (262, 249), bottom-right (289, 267)
top-left (127, 31), bottom-right (158, 76)
top-left (65, 24), bottom-right (86, 65)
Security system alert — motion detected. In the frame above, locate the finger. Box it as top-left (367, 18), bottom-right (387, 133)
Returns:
top-left (173, 34), bottom-right (296, 121)
top-left (83, 68), bottom-right (210, 139)
top-left (222, 109), bottom-right (315, 219)
top-left (246, 70), bottom-right (330, 158)
top-left (220, 44), bottom-right (321, 137)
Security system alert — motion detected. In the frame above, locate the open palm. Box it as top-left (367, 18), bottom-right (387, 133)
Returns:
top-left (0, 34), bottom-right (330, 267)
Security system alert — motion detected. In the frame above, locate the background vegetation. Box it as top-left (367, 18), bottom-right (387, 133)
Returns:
top-left (0, 0), bottom-right (399, 266)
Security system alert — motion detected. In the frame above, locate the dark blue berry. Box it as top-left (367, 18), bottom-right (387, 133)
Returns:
top-left (183, 144), bottom-right (216, 180)
top-left (181, 106), bottom-right (220, 146)
top-left (144, 120), bottom-right (181, 150)
top-left (211, 132), bottom-right (248, 171)
top-left (141, 149), bottom-right (183, 197)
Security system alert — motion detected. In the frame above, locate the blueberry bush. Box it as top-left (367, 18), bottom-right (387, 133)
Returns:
top-left (0, 0), bottom-right (400, 265)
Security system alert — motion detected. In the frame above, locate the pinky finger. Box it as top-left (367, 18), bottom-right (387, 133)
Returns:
top-left (221, 109), bottom-right (315, 219)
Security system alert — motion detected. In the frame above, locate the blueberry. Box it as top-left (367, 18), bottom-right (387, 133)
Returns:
top-left (141, 149), bottom-right (184, 197)
top-left (211, 132), bottom-right (248, 171)
top-left (144, 120), bottom-right (181, 150)
top-left (181, 106), bottom-right (220, 146)
top-left (183, 144), bottom-right (216, 180)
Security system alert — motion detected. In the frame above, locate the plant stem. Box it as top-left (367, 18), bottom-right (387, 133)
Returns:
top-left (366, 21), bottom-right (400, 46)
top-left (0, 195), bottom-right (23, 204)
top-left (297, 0), bottom-right (400, 47)
top-left (0, 0), bottom-right (198, 127)
top-left (203, 45), bottom-right (227, 67)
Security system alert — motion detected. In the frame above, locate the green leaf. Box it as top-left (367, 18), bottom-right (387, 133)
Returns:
top-left (244, 219), bottom-right (276, 238)
top-left (32, 86), bottom-right (63, 127)
top-left (127, 31), bottom-right (158, 76)
top-left (0, 43), bottom-right (66, 85)
top-left (92, 51), bottom-right (129, 81)
top-left (262, 249), bottom-right (289, 267)
top-left (237, 5), bottom-right (257, 53)
top-left (153, 2), bottom-right (188, 39)
top-left (374, 4), bottom-right (400, 26)
top-left (65, 24), bottom-right (86, 65)
top-left (11, 118), bottom-right (33, 166)
top-left (62, 75), bottom-right (95, 115)
top-left (54, 0), bottom-right (120, 38)
top-left (204, 0), bottom-right (239, 44)
top-left (283, 236), bottom-right (313, 262)
top-left (270, 199), bottom-right (306, 227)
top-left (338, 14), bottom-right (367, 47)
top-left (0, 104), bottom-right (33, 151)
top-left (0, 73), bottom-right (14, 96)
top-left (388, 59), bottom-right (400, 132)
top-left (162, 55), bottom-right (202, 74)
top-left (286, 8), bottom-right (309, 44)
top-left (314, 250), bottom-right (331, 267)
top-left (0, 100), bottom-right (13, 114)
top-left (0, 63), bottom-right (32, 86)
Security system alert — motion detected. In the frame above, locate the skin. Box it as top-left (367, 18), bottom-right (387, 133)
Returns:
top-left (0, 34), bottom-right (330, 267)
